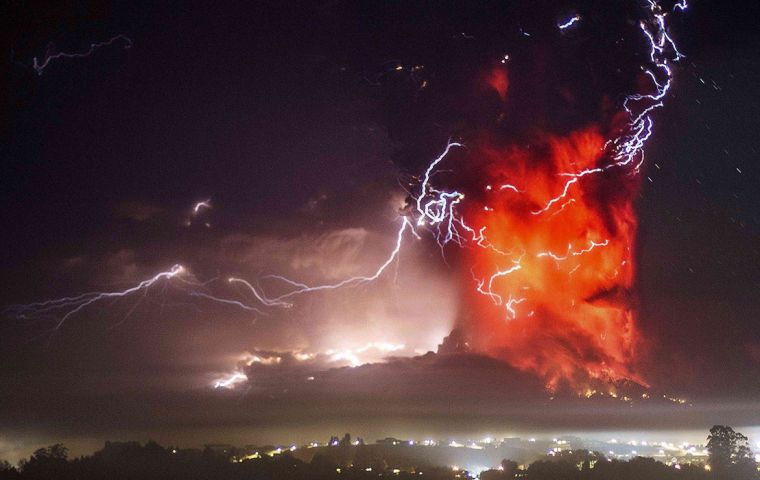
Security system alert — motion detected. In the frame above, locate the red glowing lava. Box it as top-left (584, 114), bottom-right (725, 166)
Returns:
top-left (462, 120), bottom-right (646, 391)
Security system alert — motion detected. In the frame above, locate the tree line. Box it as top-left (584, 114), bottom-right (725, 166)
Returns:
top-left (0, 425), bottom-right (755, 480)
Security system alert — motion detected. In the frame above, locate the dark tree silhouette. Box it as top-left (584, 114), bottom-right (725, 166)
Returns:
top-left (501, 459), bottom-right (518, 476)
top-left (0, 460), bottom-right (20, 480)
top-left (18, 444), bottom-right (69, 480)
top-left (707, 425), bottom-right (758, 480)
top-left (480, 459), bottom-right (519, 480)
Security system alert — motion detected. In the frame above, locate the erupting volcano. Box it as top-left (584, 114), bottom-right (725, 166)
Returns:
top-left (410, 1), bottom-right (685, 393)
top-left (8, 0), bottom-right (689, 398)
top-left (463, 124), bottom-right (643, 392)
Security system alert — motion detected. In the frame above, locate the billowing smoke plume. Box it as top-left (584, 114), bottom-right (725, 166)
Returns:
top-left (401, 0), bottom-right (686, 392)
top-left (463, 121), bottom-right (642, 391)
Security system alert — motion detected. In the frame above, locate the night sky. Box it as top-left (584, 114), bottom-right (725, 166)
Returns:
top-left (2, 0), bottom-right (760, 462)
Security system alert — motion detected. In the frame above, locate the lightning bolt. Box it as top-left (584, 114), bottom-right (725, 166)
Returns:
top-left (193, 199), bottom-right (212, 214)
top-left (531, 0), bottom-right (685, 215)
top-left (558, 15), bottom-right (582, 30)
top-left (249, 216), bottom-right (419, 303)
top-left (536, 240), bottom-right (609, 262)
top-left (5, 264), bottom-right (184, 329)
top-left (32, 34), bottom-right (132, 76)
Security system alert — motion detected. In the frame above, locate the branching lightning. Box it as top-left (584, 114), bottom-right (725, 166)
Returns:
top-left (532, 0), bottom-right (685, 216)
top-left (32, 34), bottom-right (132, 76)
top-left (5, 265), bottom-right (185, 329)
top-left (536, 240), bottom-right (609, 262)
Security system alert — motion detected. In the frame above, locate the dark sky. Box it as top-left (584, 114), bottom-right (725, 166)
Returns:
top-left (1, 0), bottom-right (760, 462)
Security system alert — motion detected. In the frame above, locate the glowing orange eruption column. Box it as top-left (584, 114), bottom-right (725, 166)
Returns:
top-left (463, 123), bottom-right (645, 392)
